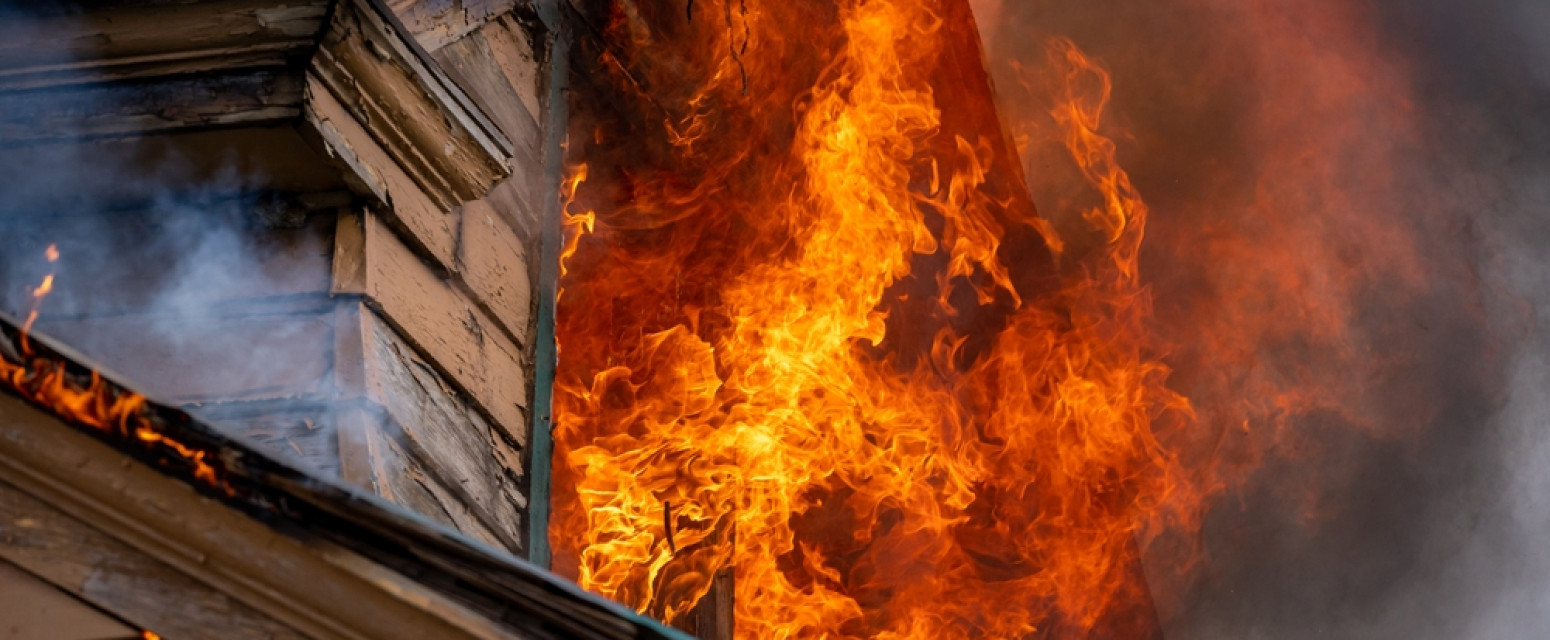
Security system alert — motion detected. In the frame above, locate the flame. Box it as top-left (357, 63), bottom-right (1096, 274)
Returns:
top-left (141, 631), bottom-right (162, 640)
top-left (21, 243), bottom-right (58, 340)
top-left (553, 0), bottom-right (1199, 636)
top-left (3, 245), bottom-right (226, 494)
top-left (558, 162), bottom-right (596, 299)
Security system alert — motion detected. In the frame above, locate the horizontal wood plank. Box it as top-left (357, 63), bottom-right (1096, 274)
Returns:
top-left (0, 560), bottom-right (138, 640)
top-left (335, 210), bottom-right (529, 437)
top-left (0, 0), bottom-right (328, 90)
top-left (0, 479), bottom-right (307, 640)
top-left (389, 0), bottom-right (523, 52)
top-left (361, 308), bottom-right (526, 550)
top-left (459, 199), bottom-right (534, 345)
top-left (305, 73), bottom-right (459, 271)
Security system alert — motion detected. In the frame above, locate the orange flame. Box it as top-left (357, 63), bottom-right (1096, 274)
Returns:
top-left (3, 244), bottom-right (225, 494)
top-left (21, 243), bottom-right (58, 340)
top-left (554, 1), bottom-right (1196, 636)
top-left (558, 163), bottom-right (597, 295)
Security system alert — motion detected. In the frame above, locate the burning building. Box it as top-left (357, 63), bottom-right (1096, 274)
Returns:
top-left (0, 0), bottom-right (654, 637)
top-left (3, 0), bottom-right (1549, 638)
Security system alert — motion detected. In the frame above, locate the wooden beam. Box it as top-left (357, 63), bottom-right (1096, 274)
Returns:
top-left (332, 209), bottom-right (529, 434)
top-left (313, 0), bottom-right (514, 210)
top-left (676, 568), bottom-right (733, 640)
top-left (388, 0), bottom-right (524, 52)
top-left (307, 77), bottom-right (459, 270)
top-left (356, 303), bottom-right (529, 552)
top-left (0, 69), bottom-right (304, 142)
top-left (0, 481), bottom-right (307, 640)
top-left (0, 560), bottom-right (139, 640)
top-left (523, 0), bottom-right (572, 568)
top-left (0, 1), bottom-right (328, 90)
top-left (0, 391), bottom-right (520, 640)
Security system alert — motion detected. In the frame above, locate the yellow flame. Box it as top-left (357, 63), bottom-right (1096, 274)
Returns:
top-left (553, 2), bottom-right (1192, 637)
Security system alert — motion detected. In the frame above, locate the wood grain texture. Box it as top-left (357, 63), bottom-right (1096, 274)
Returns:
top-left (363, 308), bottom-right (527, 550)
top-left (389, 0), bottom-right (525, 52)
top-left (677, 568), bottom-right (734, 640)
top-left (0, 0), bottom-right (328, 90)
top-left (459, 199), bottom-right (534, 345)
top-left (0, 389), bottom-right (530, 640)
top-left (314, 1), bottom-right (512, 210)
top-left (307, 76), bottom-right (459, 270)
top-left (343, 209), bottom-right (530, 437)
top-left (329, 293), bottom-right (527, 550)
top-left (0, 560), bottom-right (138, 640)
top-left (197, 399), bottom-right (341, 477)
top-left (0, 313), bottom-right (686, 640)
top-left (0, 69), bottom-right (304, 141)
top-left (0, 480), bottom-right (307, 640)
top-left (433, 18), bottom-right (547, 226)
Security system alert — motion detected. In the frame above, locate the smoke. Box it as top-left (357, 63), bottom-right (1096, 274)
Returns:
top-left (974, 0), bottom-right (1550, 637)
top-left (0, 6), bottom-right (338, 474)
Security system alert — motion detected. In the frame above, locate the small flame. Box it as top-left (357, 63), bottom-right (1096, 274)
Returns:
top-left (141, 631), bottom-right (161, 640)
top-left (559, 163), bottom-right (597, 284)
top-left (2, 244), bottom-right (229, 497)
top-left (22, 244), bottom-right (59, 340)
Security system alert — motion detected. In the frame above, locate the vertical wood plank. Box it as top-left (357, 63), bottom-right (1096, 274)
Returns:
top-left (525, 8), bottom-right (569, 568)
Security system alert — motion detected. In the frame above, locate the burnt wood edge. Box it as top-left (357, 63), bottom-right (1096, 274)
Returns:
top-left (0, 310), bottom-right (690, 640)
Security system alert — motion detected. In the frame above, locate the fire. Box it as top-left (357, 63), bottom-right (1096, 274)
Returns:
top-left (554, 0), bottom-right (1196, 636)
top-left (21, 243), bottom-right (58, 340)
top-left (2, 245), bottom-right (226, 493)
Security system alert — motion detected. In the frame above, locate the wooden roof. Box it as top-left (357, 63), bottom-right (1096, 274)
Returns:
top-left (0, 311), bottom-right (689, 640)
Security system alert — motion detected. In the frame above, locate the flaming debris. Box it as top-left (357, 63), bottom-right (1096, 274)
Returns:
top-left (554, 0), bottom-right (1193, 636)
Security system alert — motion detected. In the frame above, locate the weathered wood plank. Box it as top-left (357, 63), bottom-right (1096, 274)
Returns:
top-left (0, 69), bottom-right (303, 141)
top-left (313, 1), bottom-right (512, 210)
top-left (389, 0), bottom-right (524, 53)
top-left (0, 388), bottom-right (533, 640)
top-left (196, 399), bottom-right (341, 477)
top-left (361, 307), bottom-right (526, 550)
top-left (0, 479), bottom-right (307, 640)
top-left (434, 13), bottom-right (551, 239)
top-left (331, 294), bottom-right (526, 550)
top-left (0, 1), bottom-right (328, 90)
top-left (678, 568), bottom-right (734, 640)
top-left (305, 74), bottom-right (459, 271)
top-left (433, 24), bottom-right (545, 221)
top-left (0, 560), bottom-right (138, 640)
top-left (459, 199), bottom-right (534, 345)
top-left (334, 210), bottom-right (529, 438)
top-left (477, 14), bottom-right (547, 129)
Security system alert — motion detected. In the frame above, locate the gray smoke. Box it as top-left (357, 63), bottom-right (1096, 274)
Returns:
top-left (974, 0), bottom-right (1550, 637)
top-left (0, 6), bottom-right (339, 474)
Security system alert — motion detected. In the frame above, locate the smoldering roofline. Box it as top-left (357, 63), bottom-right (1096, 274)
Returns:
top-left (0, 309), bottom-right (690, 640)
